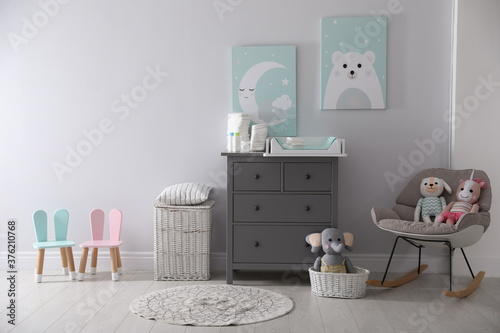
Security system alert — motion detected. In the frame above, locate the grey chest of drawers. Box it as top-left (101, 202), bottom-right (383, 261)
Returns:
top-left (221, 153), bottom-right (340, 284)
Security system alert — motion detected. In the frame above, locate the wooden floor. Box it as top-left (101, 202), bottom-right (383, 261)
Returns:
top-left (1, 269), bottom-right (499, 333)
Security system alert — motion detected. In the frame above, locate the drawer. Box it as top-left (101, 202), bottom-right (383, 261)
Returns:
top-left (284, 162), bottom-right (332, 191)
top-left (233, 225), bottom-right (326, 263)
top-left (233, 194), bottom-right (331, 223)
top-left (233, 162), bottom-right (281, 191)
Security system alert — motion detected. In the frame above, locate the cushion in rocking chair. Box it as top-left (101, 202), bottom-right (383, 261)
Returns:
top-left (371, 168), bottom-right (492, 235)
top-left (372, 206), bottom-right (490, 235)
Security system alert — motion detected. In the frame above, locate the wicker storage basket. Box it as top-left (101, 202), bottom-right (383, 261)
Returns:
top-left (154, 200), bottom-right (214, 280)
top-left (309, 267), bottom-right (370, 298)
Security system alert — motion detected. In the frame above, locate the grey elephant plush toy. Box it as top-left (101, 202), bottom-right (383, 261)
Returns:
top-left (305, 228), bottom-right (355, 273)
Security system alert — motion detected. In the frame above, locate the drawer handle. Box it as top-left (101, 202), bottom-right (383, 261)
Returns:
top-left (254, 242), bottom-right (260, 247)
top-left (305, 174), bottom-right (311, 180)
top-left (305, 206), bottom-right (311, 212)
top-left (254, 174), bottom-right (260, 180)
top-left (254, 205), bottom-right (260, 211)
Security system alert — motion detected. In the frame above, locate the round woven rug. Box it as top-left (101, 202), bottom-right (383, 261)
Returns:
top-left (130, 284), bottom-right (294, 326)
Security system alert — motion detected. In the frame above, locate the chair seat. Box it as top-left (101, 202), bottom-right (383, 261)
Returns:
top-left (372, 205), bottom-right (491, 236)
top-left (33, 240), bottom-right (75, 249)
top-left (377, 224), bottom-right (486, 248)
top-left (377, 219), bottom-right (457, 235)
top-left (80, 240), bottom-right (123, 248)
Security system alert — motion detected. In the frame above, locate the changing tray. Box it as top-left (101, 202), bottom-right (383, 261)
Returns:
top-left (263, 137), bottom-right (346, 157)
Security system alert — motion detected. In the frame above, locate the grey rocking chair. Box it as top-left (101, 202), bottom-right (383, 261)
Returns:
top-left (368, 168), bottom-right (491, 298)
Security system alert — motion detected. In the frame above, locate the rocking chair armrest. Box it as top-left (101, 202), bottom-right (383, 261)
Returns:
top-left (371, 207), bottom-right (401, 224)
top-left (455, 212), bottom-right (491, 232)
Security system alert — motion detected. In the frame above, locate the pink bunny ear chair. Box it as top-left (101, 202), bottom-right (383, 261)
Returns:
top-left (78, 209), bottom-right (123, 281)
top-left (368, 169), bottom-right (491, 298)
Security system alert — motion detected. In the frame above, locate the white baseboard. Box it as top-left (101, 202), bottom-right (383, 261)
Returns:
top-left (4, 251), bottom-right (499, 277)
top-left (347, 253), bottom-right (500, 277)
top-left (210, 251), bottom-right (226, 271)
top-left (449, 255), bottom-right (500, 277)
top-left (9, 250), bottom-right (155, 272)
top-left (2, 250), bottom-right (226, 272)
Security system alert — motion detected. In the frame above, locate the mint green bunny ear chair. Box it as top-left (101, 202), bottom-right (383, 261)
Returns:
top-left (368, 168), bottom-right (491, 298)
top-left (33, 209), bottom-right (77, 282)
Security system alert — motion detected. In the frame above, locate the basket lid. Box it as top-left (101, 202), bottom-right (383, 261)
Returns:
top-left (154, 200), bottom-right (215, 209)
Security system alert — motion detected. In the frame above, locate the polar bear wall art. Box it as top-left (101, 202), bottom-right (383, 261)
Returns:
top-left (321, 17), bottom-right (387, 110)
top-left (323, 51), bottom-right (384, 109)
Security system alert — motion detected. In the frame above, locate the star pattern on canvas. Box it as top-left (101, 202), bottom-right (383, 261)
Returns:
top-left (282, 78), bottom-right (289, 86)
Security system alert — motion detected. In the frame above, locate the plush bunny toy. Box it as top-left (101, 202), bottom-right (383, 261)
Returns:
top-left (436, 172), bottom-right (487, 225)
top-left (414, 177), bottom-right (452, 222)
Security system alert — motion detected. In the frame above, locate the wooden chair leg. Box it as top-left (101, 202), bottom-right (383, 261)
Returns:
top-left (35, 249), bottom-right (45, 283)
top-left (90, 248), bottom-right (98, 275)
top-left (116, 248), bottom-right (122, 275)
top-left (60, 247), bottom-right (69, 275)
top-left (110, 248), bottom-right (118, 281)
top-left (78, 248), bottom-right (89, 281)
top-left (65, 247), bottom-right (77, 280)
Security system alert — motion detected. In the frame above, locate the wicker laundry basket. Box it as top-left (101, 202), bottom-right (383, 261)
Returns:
top-left (309, 267), bottom-right (370, 298)
top-left (154, 200), bottom-right (214, 280)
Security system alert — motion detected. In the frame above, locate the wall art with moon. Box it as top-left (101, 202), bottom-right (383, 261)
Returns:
top-left (321, 17), bottom-right (387, 110)
top-left (232, 45), bottom-right (296, 136)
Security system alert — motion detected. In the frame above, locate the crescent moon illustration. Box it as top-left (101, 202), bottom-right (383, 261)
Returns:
top-left (238, 61), bottom-right (286, 123)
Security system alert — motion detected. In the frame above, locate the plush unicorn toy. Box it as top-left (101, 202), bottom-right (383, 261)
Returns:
top-left (436, 170), bottom-right (487, 225)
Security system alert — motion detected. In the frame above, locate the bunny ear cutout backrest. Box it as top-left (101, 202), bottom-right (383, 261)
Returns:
top-left (54, 209), bottom-right (69, 241)
top-left (33, 210), bottom-right (48, 242)
top-left (109, 209), bottom-right (122, 241)
top-left (90, 209), bottom-right (105, 241)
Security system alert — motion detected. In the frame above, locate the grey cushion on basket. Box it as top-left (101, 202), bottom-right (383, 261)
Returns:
top-left (157, 183), bottom-right (212, 205)
top-left (371, 168), bottom-right (491, 235)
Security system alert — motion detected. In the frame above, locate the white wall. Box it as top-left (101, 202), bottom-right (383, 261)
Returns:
top-left (453, 0), bottom-right (500, 276)
top-left (0, 0), bottom-right (454, 272)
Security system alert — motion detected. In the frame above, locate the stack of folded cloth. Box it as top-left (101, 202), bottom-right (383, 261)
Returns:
top-left (227, 113), bottom-right (250, 142)
top-left (284, 137), bottom-right (305, 149)
top-left (250, 123), bottom-right (268, 151)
